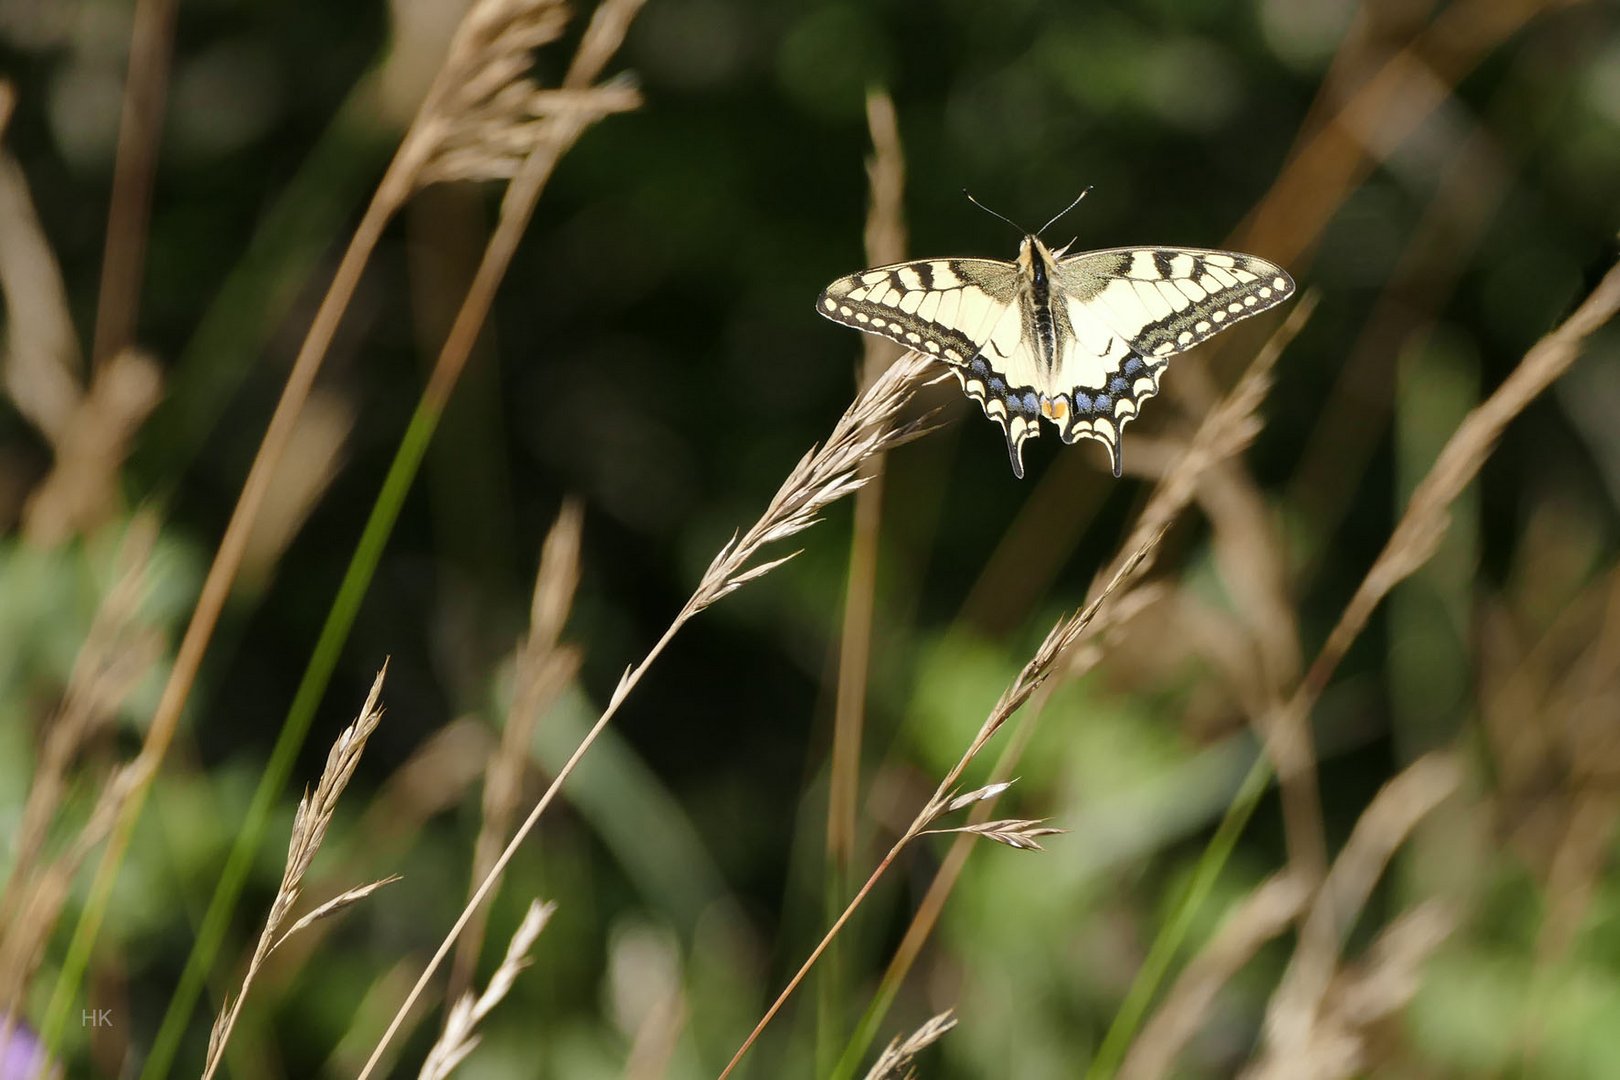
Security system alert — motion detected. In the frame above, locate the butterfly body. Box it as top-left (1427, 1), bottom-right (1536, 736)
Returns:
top-left (818, 235), bottom-right (1295, 477)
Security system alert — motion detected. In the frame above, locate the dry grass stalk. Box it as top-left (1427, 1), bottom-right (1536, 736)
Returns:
top-left (828, 87), bottom-right (909, 877)
top-left (844, 303), bottom-right (1313, 1069)
top-left (921, 817), bottom-right (1064, 852)
top-left (1239, 0), bottom-right (1573, 265)
top-left (861, 90), bottom-right (909, 380)
top-left (239, 389), bottom-right (355, 588)
top-left (720, 530), bottom-right (1164, 1078)
top-left (1118, 872), bottom-right (1311, 1080)
top-left (0, 131), bottom-right (81, 447)
top-left (0, 763), bottom-right (141, 1036)
top-left (417, 81), bottom-right (640, 187)
top-left (416, 0), bottom-right (647, 417)
top-left (1476, 564), bottom-right (1620, 964)
top-left (862, 1010), bottom-right (957, 1080)
top-left (67, 0), bottom-right (642, 1038)
top-left (1196, 463), bottom-right (1322, 883)
top-left (449, 501), bottom-right (584, 1002)
top-left (1288, 115), bottom-right (1511, 550)
top-left (1250, 753), bottom-right (1463, 1076)
top-left (1276, 258), bottom-right (1620, 795)
top-left (89, 0), bottom-right (176, 369)
top-left (687, 352), bottom-right (941, 618)
top-left (230, 717), bottom-right (497, 1018)
top-left (418, 900), bottom-right (556, 1080)
top-left (0, 517), bottom-right (161, 1012)
top-left (363, 338), bottom-right (935, 1079)
top-left (22, 348), bottom-right (163, 545)
top-left (0, 121), bottom-right (163, 542)
top-left (1115, 291), bottom-right (1316, 551)
top-left (410, 0), bottom-right (641, 190)
top-left (838, 582), bottom-right (1168, 1080)
top-left (201, 667), bottom-right (395, 1080)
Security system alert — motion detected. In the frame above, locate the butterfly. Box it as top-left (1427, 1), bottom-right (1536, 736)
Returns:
top-left (817, 227), bottom-right (1295, 478)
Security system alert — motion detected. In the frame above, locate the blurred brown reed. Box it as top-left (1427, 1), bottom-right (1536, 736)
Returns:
top-left (449, 501), bottom-right (583, 1004)
top-left (828, 86), bottom-right (909, 881)
top-left (0, 106), bottom-right (161, 545)
top-left (0, 516), bottom-right (161, 1017)
top-left (1250, 753), bottom-right (1463, 1076)
top-left (1118, 873), bottom-right (1310, 1080)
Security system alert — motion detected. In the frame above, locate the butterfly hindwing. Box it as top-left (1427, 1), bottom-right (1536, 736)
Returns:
top-left (950, 302), bottom-right (1045, 478)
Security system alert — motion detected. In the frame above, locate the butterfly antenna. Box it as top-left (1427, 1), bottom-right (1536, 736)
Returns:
top-left (1037, 186), bottom-right (1093, 237)
top-left (962, 188), bottom-right (1028, 236)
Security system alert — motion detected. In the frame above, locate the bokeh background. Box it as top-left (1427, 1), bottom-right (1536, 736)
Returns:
top-left (3, 0), bottom-right (1620, 1076)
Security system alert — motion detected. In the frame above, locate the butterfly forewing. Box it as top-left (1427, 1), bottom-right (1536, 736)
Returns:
top-left (818, 259), bottom-right (1020, 364)
top-left (819, 259), bottom-right (1049, 477)
top-left (1059, 247), bottom-right (1295, 360)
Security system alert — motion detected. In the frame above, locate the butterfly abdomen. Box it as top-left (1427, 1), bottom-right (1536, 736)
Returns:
top-left (1019, 236), bottom-right (1068, 375)
top-left (1029, 249), bottom-right (1060, 373)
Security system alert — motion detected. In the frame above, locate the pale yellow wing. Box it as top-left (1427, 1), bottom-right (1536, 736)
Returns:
top-left (1048, 247), bottom-right (1296, 475)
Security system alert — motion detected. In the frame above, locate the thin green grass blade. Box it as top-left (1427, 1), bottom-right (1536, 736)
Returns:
top-left (137, 396), bottom-right (445, 1080)
top-left (1085, 752), bottom-right (1273, 1080)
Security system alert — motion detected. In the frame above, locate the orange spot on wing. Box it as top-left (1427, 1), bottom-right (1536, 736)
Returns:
top-left (1040, 398), bottom-right (1068, 421)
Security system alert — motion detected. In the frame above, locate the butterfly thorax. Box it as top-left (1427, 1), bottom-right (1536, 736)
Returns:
top-left (1018, 236), bottom-right (1063, 373)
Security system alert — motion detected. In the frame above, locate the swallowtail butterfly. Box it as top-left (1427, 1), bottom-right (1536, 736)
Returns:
top-left (818, 232), bottom-right (1295, 477)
